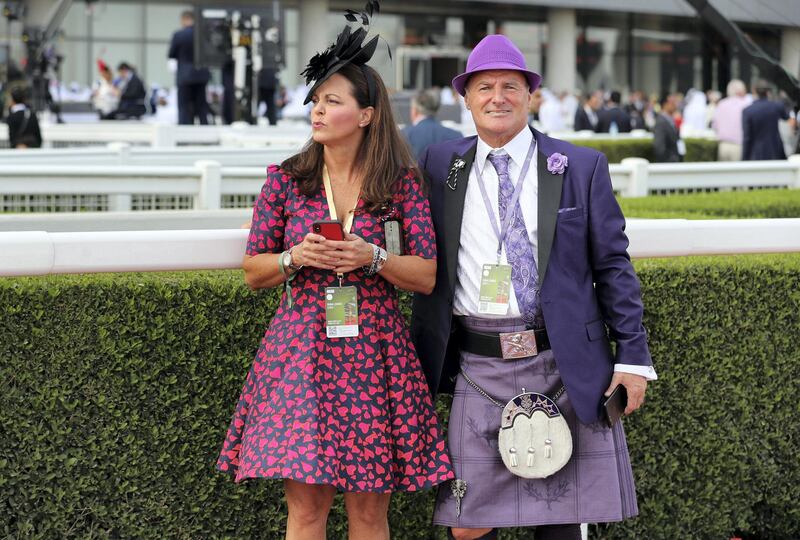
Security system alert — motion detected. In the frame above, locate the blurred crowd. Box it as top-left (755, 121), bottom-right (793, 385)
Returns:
top-left (4, 6), bottom-right (798, 161)
top-left (524, 81), bottom-right (798, 161)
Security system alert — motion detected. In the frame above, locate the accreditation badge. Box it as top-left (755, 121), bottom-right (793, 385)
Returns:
top-left (478, 263), bottom-right (512, 315)
top-left (325, 286), bottom-right (359, 338)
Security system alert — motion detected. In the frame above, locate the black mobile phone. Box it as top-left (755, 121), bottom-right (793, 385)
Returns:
top-left (601, 384), bottom-right (628, 428)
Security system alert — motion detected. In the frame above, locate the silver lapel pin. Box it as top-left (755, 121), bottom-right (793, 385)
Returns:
top-left (446, 158), bottom-right (466, 191)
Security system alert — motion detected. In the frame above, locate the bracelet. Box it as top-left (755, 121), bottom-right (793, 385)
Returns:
top-left (363, 244), bottom-right (388, 276)
top-left (362, 244), bottom-right (379, 276)
top-left (278, 250), bottom-right (299, 280)
top-left (287, 246), bottom-right (303, 272)
top-left (278, 250), bottom-right (288, 277)
top-left (375, 246), bottom-right (388, 273)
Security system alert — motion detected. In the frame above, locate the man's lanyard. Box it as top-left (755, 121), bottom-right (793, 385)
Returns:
top-left (322, 164), bottom-right (359, 285)
top-left (473, 142), bottom-right (536, 263)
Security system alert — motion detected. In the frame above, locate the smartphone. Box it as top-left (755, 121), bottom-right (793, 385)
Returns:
top-left (601, 384), bottom-right (628, 428)
top-left (312, 220), bottom-right (345, 241)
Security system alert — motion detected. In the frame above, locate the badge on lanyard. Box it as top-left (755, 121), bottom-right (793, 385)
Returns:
top-left (325, 286), bottom-right (359, 338)
top-left (479, 263), bottom-right (513, 314)
top-left (473, 143), bottom-right (537, 316)
top-left (322, 165), bottom-right (361, 338)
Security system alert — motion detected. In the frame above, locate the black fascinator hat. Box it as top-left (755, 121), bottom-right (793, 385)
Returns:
top-left (301, 0), bottom-right (389, 105)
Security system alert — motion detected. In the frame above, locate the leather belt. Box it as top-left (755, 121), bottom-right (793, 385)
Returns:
top-left (456, 317), bottom-right (550, 359)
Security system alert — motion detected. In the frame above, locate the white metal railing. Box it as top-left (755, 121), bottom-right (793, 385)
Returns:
top-left (610, 155), bottom-right (800, 196)
top-left (0, 142), bottom-right (300, 167)
top-left (1, 155), bottom-right (799, 213)
top-left (0, 120), bottom-right (722, 150)
top-left (0, 121), bottom-right (312, 148)
top-left (2, 219), bottom-right (799, 277)
top-left (0, 209), bottom-right (252, 232)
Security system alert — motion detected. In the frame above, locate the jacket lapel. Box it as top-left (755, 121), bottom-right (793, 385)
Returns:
top-left (443, 140), bottom-right (478, 296)
top-left (536, 133), bottom-right (563, 286)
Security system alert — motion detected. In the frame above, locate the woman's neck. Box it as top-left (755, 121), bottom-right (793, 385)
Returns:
top-left (323, 143), bottom-right (361, 184)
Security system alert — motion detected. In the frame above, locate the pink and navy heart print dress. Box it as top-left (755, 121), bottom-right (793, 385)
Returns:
top-left (217, 165), bottom-right (454, 493)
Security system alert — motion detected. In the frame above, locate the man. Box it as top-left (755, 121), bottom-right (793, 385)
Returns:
top-left (257, 66), bottom-right (280, 126)
top-left (742, 81), bottom-right (791, 161)
top-left (411, 35), bottom-right (655, 540)
top-left (169, 10), bottom-right (211, 125)
top-left (625, 90), bottom-right (647, 130)
top-left (112, 62), bottom-right (146, 119)
top-left (6, 85), bottom-right (42, 148)
top-left (596, 90), bottom-right (631, 133)
top-left (528, 87), bottom-right (543, 130)
top-left (401, 88), bottom-right (462, 160)
top-left (653, 94), bottom-right (683, 163)
top-left (712, 80), bottom-right (750, 161)
top-left (573, 90), bottom-right (602, 132)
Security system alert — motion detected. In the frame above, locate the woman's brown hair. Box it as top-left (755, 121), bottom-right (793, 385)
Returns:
top-left (281, 63), bottom-right (419, 212)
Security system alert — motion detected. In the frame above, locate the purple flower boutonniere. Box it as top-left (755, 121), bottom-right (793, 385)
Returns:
top-left (547, 153), bottom-right (568, 175)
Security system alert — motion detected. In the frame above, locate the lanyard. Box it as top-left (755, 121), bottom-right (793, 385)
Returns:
top-left (322, 165), bottom-right (360, 285)
top-left (474, 142), bottom-right (536, 262)
top-left (322, 165), bottom-right (358, 234)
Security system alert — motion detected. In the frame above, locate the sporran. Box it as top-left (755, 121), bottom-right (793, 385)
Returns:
top-left (461, 369), bottom-right (572, 479)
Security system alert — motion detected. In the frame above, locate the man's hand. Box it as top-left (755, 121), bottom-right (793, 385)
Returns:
top-left (604, 372), bottom-right (647, 416)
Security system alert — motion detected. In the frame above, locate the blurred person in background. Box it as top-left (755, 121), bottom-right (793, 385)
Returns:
top-left (681, 88), bottom-right (708, 136)
top-left (742, 81), bottom-right (792, 161)
top-left (402, 88), bottom-right (462, 160)
top-left (528, 87), bottom-right (543, 130)
top-left (705, 90), bottom-right (721, 128)
top-left (257, 66), bottom-right (279, 125)
top-left (6, 85), bottom-right (42, 149)
top-left (712, 79), bottom-right (749, 161)
top-left (169, 10), bottom-right (211, 125)
top-left (538, 88), bottom-right (565, 132)
top-left (625, 90), bottom-right (647, 130)
top-left (110, 62), bottom-right (147, 119)
top-left (654, 93), bottom-right (683, 162)
top-left (596, 90), bottom-right (631, 133)
top-left (573, 90), bottom-right (602, 132)
top-left (559, 89), bottom-right (579, 130)
top-left (92, 59), bottom-right (119, 119)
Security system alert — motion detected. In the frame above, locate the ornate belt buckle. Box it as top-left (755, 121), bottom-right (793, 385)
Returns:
top-left (498, 330), bottom-right (537, 359)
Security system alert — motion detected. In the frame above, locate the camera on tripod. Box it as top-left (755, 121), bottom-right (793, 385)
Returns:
top-left (193, 3), bottom-right (284, 124)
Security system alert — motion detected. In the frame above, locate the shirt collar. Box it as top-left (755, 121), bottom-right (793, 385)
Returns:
top-left (10, 104), bottom-right (26, 113)
top-left (476, 125), bottom-right (534, 171)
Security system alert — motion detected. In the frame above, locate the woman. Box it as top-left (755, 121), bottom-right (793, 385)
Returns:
top-left (216, 3), bottom-right (453, 539)
top-left (91, 59), bottom-right (119, 119)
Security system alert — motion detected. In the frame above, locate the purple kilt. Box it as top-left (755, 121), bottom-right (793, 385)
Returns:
top-left (433, 317), bottom-right (638, 528)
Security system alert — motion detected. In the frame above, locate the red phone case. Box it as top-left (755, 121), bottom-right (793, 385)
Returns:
top-left (312, 220), bottom-right (345, 241)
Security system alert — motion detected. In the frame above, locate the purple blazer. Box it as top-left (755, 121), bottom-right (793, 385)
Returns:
top-left (410, 127), bottom-right (653, 424)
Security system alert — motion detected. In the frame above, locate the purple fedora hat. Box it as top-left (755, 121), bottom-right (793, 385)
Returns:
top-left (452, 34), bottom-right (542, 96)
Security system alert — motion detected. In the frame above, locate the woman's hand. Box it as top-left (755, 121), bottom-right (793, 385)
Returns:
top-left (325, 233), bottom-right (374, 274)
top-left (292, 232), bottom-right (339, 270)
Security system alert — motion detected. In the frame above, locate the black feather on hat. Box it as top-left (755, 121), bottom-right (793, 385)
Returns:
top-left (301, 0), bottom-right (388, 105)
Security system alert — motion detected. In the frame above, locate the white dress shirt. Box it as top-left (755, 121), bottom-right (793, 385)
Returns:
top-left (453, 126), bottom-right (657, 380)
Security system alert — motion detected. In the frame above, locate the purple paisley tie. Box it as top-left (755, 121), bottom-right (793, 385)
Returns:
top-left (488, 152), bottom-right (541, 327)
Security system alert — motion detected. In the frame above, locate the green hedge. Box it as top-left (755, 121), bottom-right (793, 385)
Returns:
top-left (565, 137), bottom-right (718, 163)
top-left (619, 188), bottom-right (800, 219)
top-left (2, 256), bottom-right (799, 539)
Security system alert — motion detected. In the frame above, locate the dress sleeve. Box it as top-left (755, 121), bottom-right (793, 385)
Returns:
top-left (399, 170), bottom-right (437, 260)
top-left (246, 165), bottom-right (288, 256)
